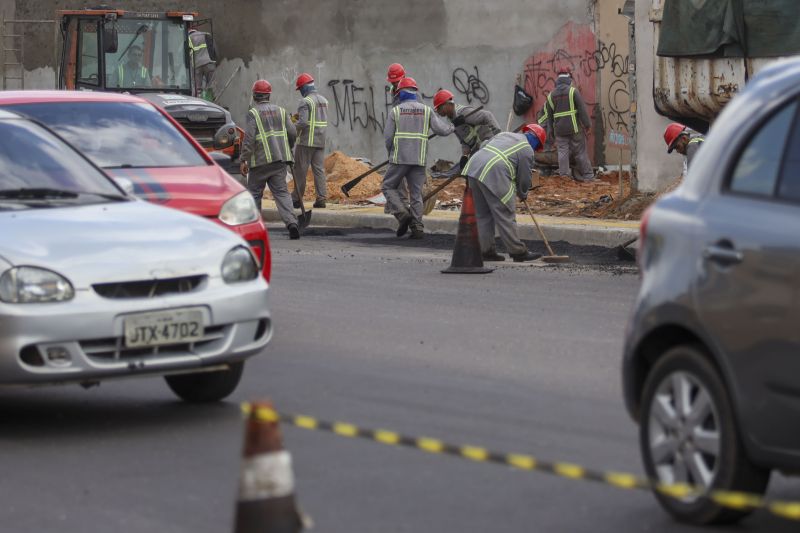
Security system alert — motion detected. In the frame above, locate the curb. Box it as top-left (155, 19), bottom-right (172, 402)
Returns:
top-left (262, 208), bottom-right (638, 248)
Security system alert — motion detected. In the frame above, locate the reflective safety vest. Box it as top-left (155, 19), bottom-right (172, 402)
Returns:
top-left (688, 137), bottom-right (704, 146)
top-left (464, 139), bottom-right (530, 204)
top-left (548, 86), bottom-right (579, 134)
top-left (118, 64), bottom-right (149, 86)
top-left (391, 104), bottom-right (431, 166)
top-left (249, 106), bottom-right (292, 165)
top-left (188, 36), bottom-right (207, 56)
top-left (302, 95), bottom-right (328, 146)
top-left (455, 103), bottom-right (479, 146)
top-left (537, 105), bottom-right (549, 125)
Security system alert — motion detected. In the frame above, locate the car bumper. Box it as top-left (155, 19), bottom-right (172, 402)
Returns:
top-left (0, 279), bottom-right (271, 386)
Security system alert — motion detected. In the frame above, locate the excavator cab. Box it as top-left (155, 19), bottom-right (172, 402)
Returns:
top-left (56, 9), bottom-right (242, 169)
top-left (59, 10), bottom-right (194, 94)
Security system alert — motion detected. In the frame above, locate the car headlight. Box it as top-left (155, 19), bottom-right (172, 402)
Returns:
top-left (0, 267), bottom-right (75, 303)
top-left (219, 191), bottom-right (260, 226)
top-left (221, 247), bottom-right (259, 283)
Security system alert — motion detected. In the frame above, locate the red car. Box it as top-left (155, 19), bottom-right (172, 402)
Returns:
top-left (0, 91), bottom-right (271, 281)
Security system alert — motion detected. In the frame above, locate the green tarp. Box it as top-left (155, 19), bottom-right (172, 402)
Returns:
top-left (657, 0), bottom-right (800, 58)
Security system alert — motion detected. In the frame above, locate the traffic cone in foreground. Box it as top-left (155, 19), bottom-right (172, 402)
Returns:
top-left (234, 400), bottom-right (306, 533)
top-left (441, 184), bottom-right (494, 274)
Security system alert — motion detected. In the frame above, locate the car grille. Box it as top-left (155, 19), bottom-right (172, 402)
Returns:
top-left (174, 116), bottom-right (226, 148)
top-left (93, 275), bottom-right (206, 299)
top-left (79, 325), bottom-right (228, 362)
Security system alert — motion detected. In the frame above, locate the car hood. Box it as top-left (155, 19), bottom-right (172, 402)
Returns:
top-left (0, 201), bottom-right (245, 288)
top-left (103, 165), bottom-right (243, 217)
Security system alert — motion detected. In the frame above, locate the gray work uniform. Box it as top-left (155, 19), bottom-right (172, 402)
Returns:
top-left (685, 134), bottom-right (705, 168)
top-left (453, 104), bottom-right (501, 155)
top-left (188, 32), bottom-right (216, 92)
top-left (111, 63), bottom-right (150, 88)
top-left (382, 100), bottom-right (454, 228)
top-left (387, 88), bottom-right (419, 211)
top-left (463, 132), bottom-right (534, 256)
top-left (544, 76), bottom-right (594, 180)
top-left (240, 102), bottom-right (298, 228)
top-left (292, 90), bottom-right (329, 202)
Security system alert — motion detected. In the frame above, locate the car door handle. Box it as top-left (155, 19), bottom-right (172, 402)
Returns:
top-left (703, 242), bottom-right (743, 266)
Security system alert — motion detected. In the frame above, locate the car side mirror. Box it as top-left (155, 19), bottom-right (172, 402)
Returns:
top-left (209, 151), bottom-right (231, 165)
top-left (113, 177), bottom-right (135, 195)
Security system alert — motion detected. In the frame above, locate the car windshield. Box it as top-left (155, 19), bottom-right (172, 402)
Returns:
top-left (105, 18), bottom-right (191, 91)
top-left (0, 119), bottom-right (122, 203)
top-left (9, 101), bottom-right (208, 168)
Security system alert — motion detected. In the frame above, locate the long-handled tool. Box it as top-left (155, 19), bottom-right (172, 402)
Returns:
top-left (288, 164), bottom-right (312, 229)
top-left (521, 198), bottom-right (570, 263)
top-left (340, 105), bottom-right (484, 197)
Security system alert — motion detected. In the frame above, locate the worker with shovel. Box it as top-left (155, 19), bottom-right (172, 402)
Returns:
top-left (462, 124), bottom-right (546, 262)
top-left (433, 89), bottom-right (502, 170)
top-left (240, 79), bottom-right (301, 240)
top-left (383, 77), bottom-right (454, 239)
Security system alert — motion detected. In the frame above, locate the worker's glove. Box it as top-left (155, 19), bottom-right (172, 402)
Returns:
top-left (458, 155), bottom-right (469, 171)
top-left (291, 113), bottom-right (299, 123)
top-left (517, 191), bottom-right (528, 201)
top-left (452, 115), bottom-right (466, 127)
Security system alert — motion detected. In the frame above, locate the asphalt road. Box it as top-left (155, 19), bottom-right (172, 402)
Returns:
top-left (0, 226), bottom-right (796, 532)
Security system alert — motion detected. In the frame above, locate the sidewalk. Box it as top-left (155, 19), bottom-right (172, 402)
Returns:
top-left (260, 200), bottom-right (639, 248)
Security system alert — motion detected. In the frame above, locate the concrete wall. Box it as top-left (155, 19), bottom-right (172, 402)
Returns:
top-left (633, 0), bottom-right (681, 191)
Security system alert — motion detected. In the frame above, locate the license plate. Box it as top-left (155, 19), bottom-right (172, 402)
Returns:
top-left (124, 308), bottom-right (204, 348)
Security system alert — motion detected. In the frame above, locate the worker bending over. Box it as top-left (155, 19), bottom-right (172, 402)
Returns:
top-left (433, 89), bottom-right (501, 170)
top-left (463, 124), bottom-right (547, 263)
top-left (664, 122), bottom-right (705, 169)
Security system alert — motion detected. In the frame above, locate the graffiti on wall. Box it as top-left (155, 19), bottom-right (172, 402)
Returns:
top-left (521, 21), bottom-right (630, 163)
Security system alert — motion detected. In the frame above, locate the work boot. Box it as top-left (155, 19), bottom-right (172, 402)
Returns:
top-left (409, 226), bottom-right (425, 240)
top-left (288, 223), bottom-right (300, 240)
top-left (292, 199), bottom-right (302, 209)
top-left (510, 250), bottom-right (542, 262)
top-left (482, 249), bottom-right (506, 262)
top-left (313, 199), bottom-right (326, 208)
top-left (396, 214), bottom-right (412, 237)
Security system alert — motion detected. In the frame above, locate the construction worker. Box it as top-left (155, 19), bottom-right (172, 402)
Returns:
top-left (291, 73), bottom-right (329, 209)
top-left (240, 80), bottom-right (300, 239)
top-left (385, 62), bottom-right (412, 212)
top-left (544, 66), bottom-right (595, 181)
top-left (433, 89), bottom-right (501, 170)
top-left (664, 122), bottom-right (705, 168)
top-left (111, 45), bottom-right (150, 88)
top-left (462, 124), bottom-right (546, 263)
top-left (188, 28), bottom-right (216, 100)
top-left (383, 77), bottom-right (454, 239)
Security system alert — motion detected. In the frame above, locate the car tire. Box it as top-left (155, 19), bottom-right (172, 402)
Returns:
top-left (165, 361), bottom-right (244, 403)
top-left (639, 344), bottom-right (770, 525)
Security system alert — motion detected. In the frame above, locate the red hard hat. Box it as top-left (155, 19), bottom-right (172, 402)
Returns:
top-left (664, 123), bottom-right (687, 153)
top-left (557, 65), bottom-right (572, 75)
top-left (387, 63), bottom-right (406, 83)
top-left (295, 72), bottom-right (314, 90)
top-left (522, 123), bottom-right (547, 152)
top-left (252, 79), bottom-right (272, 95)
top-left (397, 77), bottom-right (417, 91)
top-left (433, 89), bottom-right (454, 109)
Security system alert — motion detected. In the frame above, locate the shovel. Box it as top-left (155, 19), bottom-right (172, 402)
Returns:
top-left (288, 163), bottom-right (312, 229)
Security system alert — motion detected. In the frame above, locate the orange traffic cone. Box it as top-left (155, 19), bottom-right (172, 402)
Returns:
top-left (441, 184), bottom-right (494, 274)
top-left (233, 400), bottom-right (306, 533)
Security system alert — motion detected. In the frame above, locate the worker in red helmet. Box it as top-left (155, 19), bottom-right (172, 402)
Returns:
top-left (291, 73), bottom-right (330, 209)
top-left (240, 79), bottom-right (300, 239)
top-left (543, 66), bottom-right (595, 182)
top-left (383, 77), bottom-right (454, 239)
top-left (461, 124), bottom-right (546, 263)
top-left (664, 122), bottom-right (705, 168)
top-left (386, 63), bottom-right (416, 107)
top-left (433, 88), bottom-right (501, 170)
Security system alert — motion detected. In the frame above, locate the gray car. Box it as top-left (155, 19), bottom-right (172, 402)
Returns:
top-left (0, 111), bottom-right (272, 402)
top-left (623, 58), bottom-right (800, 525)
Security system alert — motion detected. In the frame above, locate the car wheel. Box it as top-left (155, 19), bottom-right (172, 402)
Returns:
top-left (639, 344), bottom-right (769, 525)
top-left (165, 362), bottom-right (244, 403)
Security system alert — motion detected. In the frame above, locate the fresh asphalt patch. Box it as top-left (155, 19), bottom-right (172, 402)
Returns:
top-left (269, 224), bottom-right (638, 275)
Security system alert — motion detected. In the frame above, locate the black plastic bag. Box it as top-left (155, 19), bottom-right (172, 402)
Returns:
top-left (512, 84), bottom-right (533, 116)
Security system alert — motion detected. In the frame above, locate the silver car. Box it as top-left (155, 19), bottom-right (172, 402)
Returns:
top-left (623, 58), bottom-right (800, 524)
top-left (0, 110), bottom-right (272, 402)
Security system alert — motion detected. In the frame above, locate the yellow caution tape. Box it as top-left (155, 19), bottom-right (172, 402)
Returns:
top-left (241, 403), bottom-right (800, 521)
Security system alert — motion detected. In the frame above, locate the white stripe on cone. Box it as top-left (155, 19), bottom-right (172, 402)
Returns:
top-left (239, 450), bottom-right (296, 501)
